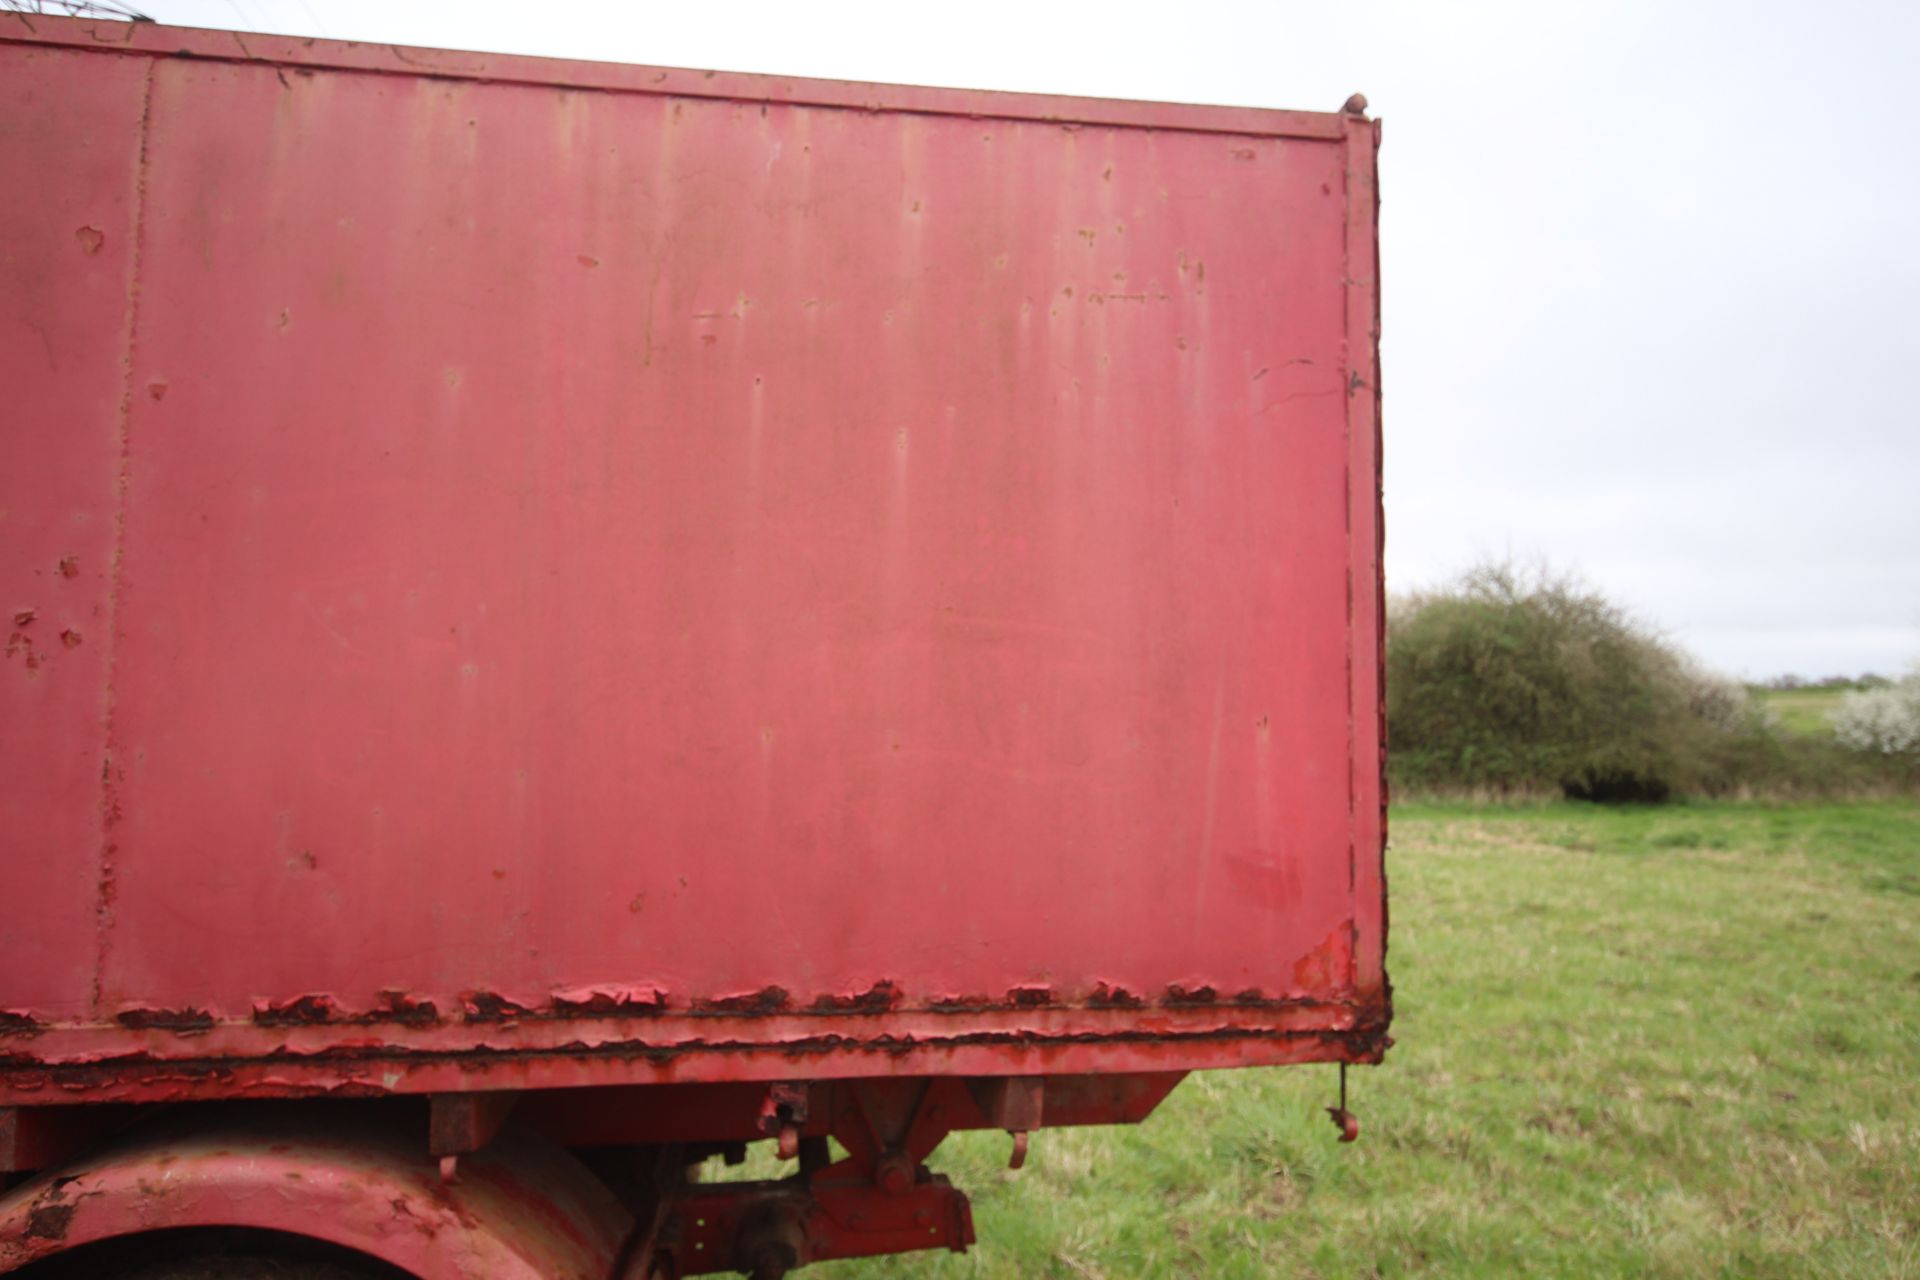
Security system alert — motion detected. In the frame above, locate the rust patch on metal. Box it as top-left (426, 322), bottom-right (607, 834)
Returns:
top-left (0, 1019), bottom-right (1395, 1100)
top-left (0, 1011), bottom-right (41, 1038)
top-left (696, 986), bottom-right (791, 1016)
top-left (1088, 984), bottom-right (1144, 1009)
top-left (252, 994), bottom-right (335, 1027)
top-left (1291, 928), bottom-right (1348, 991)
top-left (115, 1007), bottom-right (215, 1034)
top-left (373, 991), bottom-right (440, 1027)
top-left (548, 988), bottom-right (668, 1018)
top-left (1230, 988), bottom-right (1311, 1010)
top-left (57, 558), bottom-right (80, 579)
top-left (807, 981), bottom-right (900, 1015)
top-left (74, 225), bottom-right (104, 255)
top-left (1005, 986), bottom-right (1053, 1008)
top-left (1163, 985), bottom-right (1218, 1007)
top-left (23, 1195), bottom-right (74, 1242)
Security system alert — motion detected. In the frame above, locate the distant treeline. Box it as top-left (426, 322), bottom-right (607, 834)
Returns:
top-left (1756, 673), bottom-right (1893, 691)
top-left (1386, 562), bottom-right (1918, 802)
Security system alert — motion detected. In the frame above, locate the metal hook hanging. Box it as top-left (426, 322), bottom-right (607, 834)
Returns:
top-left (1325, 1063), bottom-right (1359, 1143)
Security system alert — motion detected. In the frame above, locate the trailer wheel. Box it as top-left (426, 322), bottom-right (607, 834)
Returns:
top-left (0, 1119), bottom-right (628, 1280)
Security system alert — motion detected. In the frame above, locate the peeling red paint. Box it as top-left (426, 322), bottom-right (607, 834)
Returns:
top-left (459, 992), bottom-right (533, 1023)
top-left (375, 991), bottom-right (441, 1027)
top-left (1291, 927), bottom-right (1352, 992)
top-left (252, 994), bottom-right (335, 1027)
top-left (113, 1007), bottom-right (214, 1035)
top-left (22, 1197), bottom-right (73, 1242)
top-left (547, 986), bottom-right (667, 1017)
top-left (0, 1015), bottom-right (1392, 1123)
top-left (807, 981), bottom-right (901, 1014)
top-left (696, 987), bottom-right (792, 1017)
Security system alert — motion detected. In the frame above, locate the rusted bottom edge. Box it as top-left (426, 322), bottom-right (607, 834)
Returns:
top-left (1, 1021), bottom-right (1391, 1097)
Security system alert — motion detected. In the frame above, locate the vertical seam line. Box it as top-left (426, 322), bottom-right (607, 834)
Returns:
top-left (1340, 124), bottom-right (1358, 991)
top-left (92, 54), bottom-right (156, 1019)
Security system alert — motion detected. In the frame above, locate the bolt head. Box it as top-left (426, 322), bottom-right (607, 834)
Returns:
top-left (876, 1156), bottom-right (914, 1195)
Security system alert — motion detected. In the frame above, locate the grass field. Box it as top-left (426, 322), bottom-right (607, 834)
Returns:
top-left (814, 802), bottom-right (1920, 1279)
top-left (1755, 688), bottom-right (1850, 737)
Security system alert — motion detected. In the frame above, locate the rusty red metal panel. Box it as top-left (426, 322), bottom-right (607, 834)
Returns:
top-left (0, 41), bottom-right (150, 1028)
top-left (0, 16), bottom-right (1386, 1101)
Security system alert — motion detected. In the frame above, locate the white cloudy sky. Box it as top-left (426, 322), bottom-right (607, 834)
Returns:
top-left (97, 0), bottom-right (1920, 679)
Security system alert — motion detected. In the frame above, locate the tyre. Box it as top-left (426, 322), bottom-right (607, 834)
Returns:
top-left (19, 1232), bottom-right (408, 1280)
top-left (117, 1260), bottom-right (386, 1280)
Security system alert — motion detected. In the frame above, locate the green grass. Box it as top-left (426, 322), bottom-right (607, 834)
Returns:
top-left (1755, 688), bottom-right (1849, 737)
top-left (818, 802), bottom-right (1920, 1278)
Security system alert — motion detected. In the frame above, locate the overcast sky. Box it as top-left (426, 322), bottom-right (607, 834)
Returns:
top-left (101, 0), bottom-right (1920, 680)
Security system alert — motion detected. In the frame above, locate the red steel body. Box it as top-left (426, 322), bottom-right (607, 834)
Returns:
top-left (13, 11), bottom-right (1387, 1099)
top-left (1, 13), bottom-right (1382, 1272)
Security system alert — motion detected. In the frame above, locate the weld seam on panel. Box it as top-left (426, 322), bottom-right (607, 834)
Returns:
top-left (90, 55), bottom-right (156, 1018)
top-left (0, 20), bottom-right (1348, 143)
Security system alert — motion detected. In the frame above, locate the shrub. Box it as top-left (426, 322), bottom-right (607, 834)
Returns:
top-left (1386, 562), bottom-right (1764, 801)
top-left (1833, 671), bottom-right (1920, 756)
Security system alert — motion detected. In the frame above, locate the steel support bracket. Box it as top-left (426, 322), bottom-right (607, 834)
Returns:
top-left (656, 1176), bottom-right (973, 1277)
top-left (965, 1075), bottom-right (1044, 1168)
top-left (430, 1090), bottom-right (521, 1180)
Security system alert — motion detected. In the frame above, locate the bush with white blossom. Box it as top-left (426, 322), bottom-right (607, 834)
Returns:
top-left (1832, 669), bottom-right (1920, 756)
